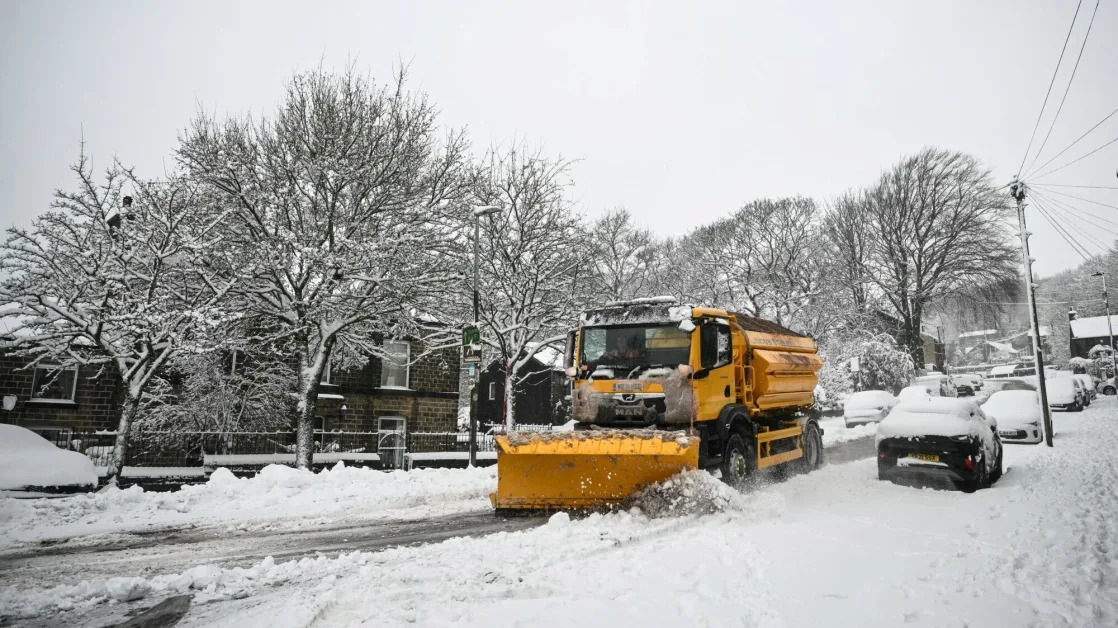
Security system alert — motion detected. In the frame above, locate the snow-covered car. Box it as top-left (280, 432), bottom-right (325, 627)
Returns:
top-left (981, 390), bottom-right (1044, 444)
top-left (974, 377), bottom-right (1036, 404)
top-left (1046, 377), bottom-right (1084, 412)
top-left (842, 390), bottom-right (898, 427)
top-left (1098, 377), bottom-right (1118, 396)
top-left (876, 398), bottom-right (1003, 492)
top-left (897, 385), bottom-right (934, 403)
top-left (1073, 374), bottom-right (1097, 404)
top-left (952, 373), bottom-right (983, 393)
top-left (988, 365), bottom-right (1017, 378)
top-left (911, 374), bottom-right (958, 398)
top-left (0, 424), bottom-right (98, 495)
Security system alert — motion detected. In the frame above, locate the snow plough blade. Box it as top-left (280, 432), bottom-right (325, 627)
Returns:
top-left (489, 430), bottom-right (700, 511)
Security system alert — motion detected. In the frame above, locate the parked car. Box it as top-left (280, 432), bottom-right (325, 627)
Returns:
top-left (876, 397), bottom-right (1003, 492)
top-left (988, 365), bottom-right (1017, 379)
top-left (1047, 377), bottom-right (1084, 412)
top-left (1098, 377), bottom-right (1118, 396)
top-left (842, 390), bottom-right (898, 427)
top-left (912, 374), bottom-right (958, 398)
top-left (974, 378), bottom-right (1036, 404)
top-left (0, 424), bottom-right (98, 495)
top-left (897, 385), bottom-right (934, 403)
top-left (1073, 374), bottom-right (1098, 404)
top-left (953, 373), bottom-right (984, 392)
top-left (981, 390), bottom-right (1044, 444)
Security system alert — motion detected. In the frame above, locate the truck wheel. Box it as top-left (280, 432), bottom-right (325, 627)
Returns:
top-left (720, 433), bottom-right (753, 489)
top-left (797, 422), bottom-right (824, 474)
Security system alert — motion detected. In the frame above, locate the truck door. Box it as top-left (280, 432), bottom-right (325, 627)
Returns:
top-left (697, 320), bottom-right (735, 420)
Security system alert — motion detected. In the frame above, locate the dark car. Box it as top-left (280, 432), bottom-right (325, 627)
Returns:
top-left (876, 398), bottom-right (1003, 493)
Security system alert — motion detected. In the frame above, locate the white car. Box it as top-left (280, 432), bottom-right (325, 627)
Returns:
top-left (953, 373), bottom-right (984, 391)
top-left (1046, 377), bottom-right (1083, 412)
top-left (842, 390), bottom-right (899, 427)
top-left (988, 365), bottom-right (1017, 378)
top-left (0, 424), bottom-right (98, 494)
top-left (981, 390), bottom-right (1044, 444)
top-left (897, 385), bottom-right (934, 403)
top-left (1072, 374), bottom-right (1097, 404)
top-left (1099, 377), bottom-right (1118, 396)
top-left (912, 374), bottom-right (958, 398)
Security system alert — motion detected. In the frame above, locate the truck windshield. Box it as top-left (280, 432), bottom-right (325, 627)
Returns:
top-left (580, 324), bottom-right (692, 375)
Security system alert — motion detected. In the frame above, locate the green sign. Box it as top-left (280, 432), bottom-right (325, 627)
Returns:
top-left (462, 325), bottom-right (482, 364)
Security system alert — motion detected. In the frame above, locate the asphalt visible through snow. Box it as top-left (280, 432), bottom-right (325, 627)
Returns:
top-left (0, 436), bottom-right (876, 627)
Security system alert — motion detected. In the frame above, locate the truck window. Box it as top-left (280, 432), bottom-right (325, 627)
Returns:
top-left (700, 322), bottom-right (732, 369)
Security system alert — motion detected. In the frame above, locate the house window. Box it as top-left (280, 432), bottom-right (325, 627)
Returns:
top-left (30, 365), bottom-right (78, 402)
top-left (379, 341), bottom-right (410, 389)
top-left (489, 381), bottom-right (498, 401)
top-left (322, 356), bottom-right (335, 386)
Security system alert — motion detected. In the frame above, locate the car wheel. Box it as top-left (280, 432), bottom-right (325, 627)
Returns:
top-left (1105, 386), bottom-right (1116, 395)
top-left (1074, 401), bottom-right (1084, 412)
top-left (960, 453), bottom-right (986, 493)
top-left (720, 432), bottom-right (753, 489)
top-left (990, 444), bottom-right (1003, 483)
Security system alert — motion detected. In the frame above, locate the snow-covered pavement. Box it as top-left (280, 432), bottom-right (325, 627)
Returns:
top-left (3, 403), bottom-right (1116, 627)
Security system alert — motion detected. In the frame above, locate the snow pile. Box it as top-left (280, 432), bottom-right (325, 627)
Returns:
top-left (0, 462), bottom-right (496, 546)
top-left (626, 469), bottom-right (759, 516)
top-left (0, 424), bottom-right (97, 491)
top-left (818, 416), bottom-right (876, 446)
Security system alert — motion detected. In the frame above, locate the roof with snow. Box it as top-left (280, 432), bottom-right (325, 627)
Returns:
top-left (1069, 315), bottom-right (1118, 340)
top-left (958, 329), bottom-right (997, 339)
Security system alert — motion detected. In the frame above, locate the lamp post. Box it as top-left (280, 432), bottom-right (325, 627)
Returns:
top-left (1091, 271), bottom-right (1117, 380)
top-left (469, 205), bottom-right (502, 466)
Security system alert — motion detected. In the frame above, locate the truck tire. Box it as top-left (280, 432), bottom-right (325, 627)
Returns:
top-left (797, 422), bottom-right (823, 474)
top-left (720, 432), bottom-right (753, 489)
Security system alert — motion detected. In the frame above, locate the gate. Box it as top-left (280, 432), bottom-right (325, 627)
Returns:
top-left (377, 416), bottom-right (407, 469)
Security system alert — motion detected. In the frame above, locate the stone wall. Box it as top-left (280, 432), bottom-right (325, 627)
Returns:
top-left (0, 351), bottom-right (123, 432)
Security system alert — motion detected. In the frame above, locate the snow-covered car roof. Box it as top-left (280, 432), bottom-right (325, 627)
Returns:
top-left (843, 390), bottom-right (896, 410)
top-left (980, 390), bottom-right (1041, 426)
top-left (988, 365), bottom-right (1017, 376)
top-left (876, 398), bottom-right (987, 444)
top-left (897, 385), bottom-right (933, 401)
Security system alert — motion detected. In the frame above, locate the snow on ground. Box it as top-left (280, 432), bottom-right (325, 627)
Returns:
top-left (0, 463), bottom-right (496, 546)
top-left (4, 402), bottom-right (1117, 626)
top-left (819, 416), bottom-right (876, 446)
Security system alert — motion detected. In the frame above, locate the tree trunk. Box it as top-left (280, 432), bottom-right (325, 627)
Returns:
top-left (504, 365), bottom-right (516, 431)
top-left (106, 393), bottom-right (142, 486)
top-left (295, 381), bottom-right (319, 469)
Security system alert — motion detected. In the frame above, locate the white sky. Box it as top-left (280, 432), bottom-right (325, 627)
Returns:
top-left (1, 0), bottom-right (1116, 278)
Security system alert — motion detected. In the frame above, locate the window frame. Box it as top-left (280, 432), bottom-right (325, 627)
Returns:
top-left (28, 363), bottom-right (79, 404)
top-left (379, 340), bottom-right (411, 389)
top-left (321, 356), bottom-right (335, 386)
top-left (489, 380), bottom-right (498, 400)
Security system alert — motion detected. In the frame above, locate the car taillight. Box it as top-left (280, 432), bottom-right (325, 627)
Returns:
top-left (964, 457), bottom-right (974, 470)
top-left (878, 452), bottom-right (885, 459)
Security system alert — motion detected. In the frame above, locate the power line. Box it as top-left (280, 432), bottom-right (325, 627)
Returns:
top-left (1033, 132), bottom-right (1118, 180)
top-left (1034, 197), bottom-right (1113, 250)
top-left (1031, 190), bottom-right (1118, 237)
top-left (1017, 0), bottom-right (1084, 177)
top-left (1024, 105), bottom-right (1118, 179)
top-left (1034, 201), bottom-right (1096, 263)
top-left (1025, 0), bottom-right (1101, 175)
top-left (1033, 185), bottom-right (1118, 211)
top-left (1032, 183), bottom-right (1118, 190)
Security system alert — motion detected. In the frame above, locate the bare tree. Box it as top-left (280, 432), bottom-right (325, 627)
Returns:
top-left (861, 148), bottom-right (1017, 365)
top-left (468, 143), bottom-right (585, 427)
top-left (588, 208), bottom-right (657, 302)
top-left (0, 153), bottom-right (237, 482)
top-left (177, 67), bottom-right (468, 467)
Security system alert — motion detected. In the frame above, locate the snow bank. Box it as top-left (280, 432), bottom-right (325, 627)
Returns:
top-left (818, 416), bottom-right (876, 446)
top-left (627, 469), bottom-right (762, 517)
top-left (0, 462), bottom-right (496, 546)
top-left (0, 424), bottom-right (97, 490)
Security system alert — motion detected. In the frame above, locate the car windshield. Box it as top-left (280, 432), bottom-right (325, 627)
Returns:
top-left (580, 324), bottom-right (692, 375)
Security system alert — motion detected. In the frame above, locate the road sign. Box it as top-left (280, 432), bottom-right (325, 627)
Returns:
top-left (462, 325), bottom-right (482, 364)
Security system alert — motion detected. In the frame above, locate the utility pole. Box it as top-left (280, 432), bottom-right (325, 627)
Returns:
top-left (1091, 271), bottom-right (1117, 379)
top-left (1011, 180), bottom-right (1054, 447)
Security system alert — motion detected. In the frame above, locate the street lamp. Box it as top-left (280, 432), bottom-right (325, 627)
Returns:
top-left (469, 205), bottom-right (502, 466)
top-left (1091, 271), bottom-right (1117, 380)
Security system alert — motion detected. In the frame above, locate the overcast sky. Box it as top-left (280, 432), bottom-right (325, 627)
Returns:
top-left (1, 0), bottom-right (1116, 277)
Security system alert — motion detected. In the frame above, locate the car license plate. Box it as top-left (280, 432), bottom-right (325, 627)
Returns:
top-left (999, 430), bottom-right (1017, 438)
top-left (907, 453), bottom-right (940, 462)
top-left (616, 407), bottom-right (643, 416)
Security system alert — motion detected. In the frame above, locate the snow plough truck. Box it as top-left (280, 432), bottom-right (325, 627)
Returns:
top-left (490, 297), bottom-right (825, 511)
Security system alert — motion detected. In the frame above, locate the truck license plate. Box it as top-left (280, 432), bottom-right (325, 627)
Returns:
top-left (907, 453), bottom-right (940, 462)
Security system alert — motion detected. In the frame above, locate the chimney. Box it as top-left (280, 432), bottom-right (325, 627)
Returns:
top-left (1068, 309), bottom-right (1077, 321)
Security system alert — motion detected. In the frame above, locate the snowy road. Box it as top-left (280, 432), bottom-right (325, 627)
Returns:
top-left (13, 410), bottom-right (1117, 627)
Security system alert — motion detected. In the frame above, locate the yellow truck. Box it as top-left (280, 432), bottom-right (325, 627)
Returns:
top-left (490, 297), bottom-right (824, 510)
